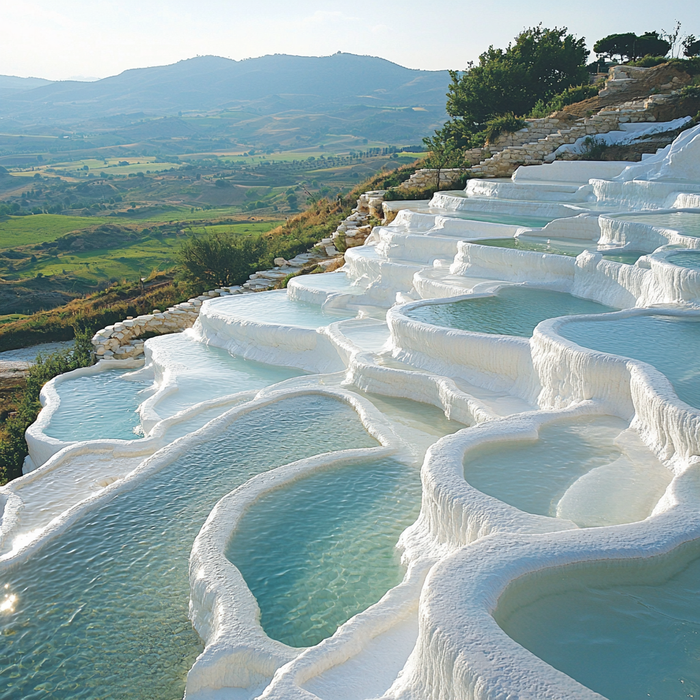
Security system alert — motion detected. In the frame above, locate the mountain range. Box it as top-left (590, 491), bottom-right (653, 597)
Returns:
top-left (0, 53), bottom-right (450, 124)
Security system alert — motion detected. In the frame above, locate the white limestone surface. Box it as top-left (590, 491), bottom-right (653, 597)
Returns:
top-left (7, 121), bottom-right (700, 700)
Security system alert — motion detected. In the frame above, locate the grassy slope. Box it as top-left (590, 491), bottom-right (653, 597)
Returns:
top-left (11, 220), bottom-right (283, 286)
top-left (0, 214), bottom-right (112, 247)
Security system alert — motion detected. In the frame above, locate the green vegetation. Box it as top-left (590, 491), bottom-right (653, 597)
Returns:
top-left (482, 114), bottom-right (528, 143)
top-left (528, 83), bottom-right (602, 118)
top-left (0, 273), bottom-right (186, 351)
top-left (593, 32), bottom-right (671, 62)
top-left (684, 36), bottom-right (700, 58)
top-left (179, 233), bottom-right (268, 288)
top-left (437, 26), bottom-right (589, 150)
top-left (0, 324), bottom-right (94, 484)
top-left (0, 214), bottom-right (111, 247)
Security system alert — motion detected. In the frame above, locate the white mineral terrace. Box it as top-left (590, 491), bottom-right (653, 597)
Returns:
top-left (3, 124), bottom-right (700, 700)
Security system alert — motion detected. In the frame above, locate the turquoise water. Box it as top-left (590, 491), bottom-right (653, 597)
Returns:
top-left (602, 251), bottom-right (645, 265)
top-left (407, 287), bottom-right (617, 337)
top-left (614, 211), bottom-right (700, 237)
top-left (499, 551), bottom-right (700, 700)
top-left (475, 238), bottom-right (644, 264)
top-left (149, 333), bottom-right (303, 419)
top-left (464, 416), bottom-right (627, 518)
top-left (291, 270), bottom-right (360, 293)
top-left (668, 250), bottom-right (700, 271)
top-left (227, 458), bottom-right (421, 648)
top-left (45, 369), bottom-right (151, 442)
top-left (209, 290), bottom-right (357, 328)
top-left (475, 237), bottom-right (587, 257)
top-left (0, 396), bottom-right (378, 700)
top-left (561, 315), bottom-right (700, 409)
top-left (429, 209), bottom-right (555, 228)
top-left (464, 416), bottom-right (670, 526)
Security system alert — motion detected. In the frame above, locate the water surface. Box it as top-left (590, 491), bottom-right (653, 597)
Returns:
top-left (668, 250), bottom-right (700, 271)
top-left (227, 458), bottom-right (421, 647)
top-left (407, 287), bottom-right (617, 337)
top-left (46, 369), bottom-right (150, 441)
top-left (499, 551), bottom-right (700, 700)
top-left (209, 291), bottom-right (356, 328)
top-left (613, 211), bottom-right (700, 237)
top-left (0, 396), bottom-right (377, 700)
top-left (464, 416), bottom-right (669, 526)
top-left (561, 314), bottom-right (700, 409)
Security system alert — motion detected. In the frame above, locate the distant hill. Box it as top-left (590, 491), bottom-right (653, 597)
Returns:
top-left (0, 75), bottom-right (54, 100)
top-left (0, 54), bottom-right (449, 123)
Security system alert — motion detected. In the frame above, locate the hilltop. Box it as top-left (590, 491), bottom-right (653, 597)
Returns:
top-left (0, 53), bottom-right (449, 122)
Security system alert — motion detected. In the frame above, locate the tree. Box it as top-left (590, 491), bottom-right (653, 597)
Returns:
top-left (683, 35), bottom-right (700, 58)
top-left (636, 32), bottom-right (672, 58)
top-left (178, 231), bottom-right (267, 288)
top-left (423, 131), bottom-right (465, 189)
top-left (594, 31), bottom-right (670, 61)
top-left (440, 26), bottom-right (588, 147)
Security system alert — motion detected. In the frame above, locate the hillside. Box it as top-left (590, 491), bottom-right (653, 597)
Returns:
top-left (0, 54), bottom-right (450, 122)
top-left (0, 75), bottom-right (53, 100)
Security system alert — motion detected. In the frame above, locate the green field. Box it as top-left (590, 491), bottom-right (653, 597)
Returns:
top-left (0, 214), bottom-right (111, 248)
top-left (30, 238), bottom-right (184, 284)
top-left (18, 219), bottom-right (284, 284)
top-left (187, 221), bottom-right (283, 235)
top-left (133, 206), bottom-right (248, 223)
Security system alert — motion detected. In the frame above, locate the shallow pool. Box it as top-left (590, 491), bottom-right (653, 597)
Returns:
top-left (561, 314), bottom-right (700, 409)
top-left (291, 270), bottom-right (362, 294)
top-left (227, 457), bottom-right (421, 648)
top-left (407, 287), bottom-right (617, 337)
top-left (208, 290), bottom-right (357, 328)
top-left (0, 395), bottom-right (378, 700)
top-left (148, 333), bottom-right (303, 419)
top-left (668, 250), bottom-right (700, 271)
top-left (464, 416), bottom-right (670, 526)
top-left (498, 549), bottom-right (700, 700)
top-left (612, 211), bottom-right (700, 237)
top-left (474, 237), bottom-right (644, 264)
top-left (425, 207), bottom-right (555, 229)
top-left (45, 369), bottom-right (151, 442)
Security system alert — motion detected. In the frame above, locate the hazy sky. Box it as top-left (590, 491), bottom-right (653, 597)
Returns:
top-left (2, 0), bottom-right (697, 81)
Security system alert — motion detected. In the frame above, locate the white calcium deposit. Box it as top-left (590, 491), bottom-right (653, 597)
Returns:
top-left (4, 123), bottom-right (700, 700)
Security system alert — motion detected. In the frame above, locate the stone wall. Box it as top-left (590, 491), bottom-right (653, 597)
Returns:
top-left (469, 90), bottom-right (688, 178)
top-left (92, 195), bottom-right (378, 360)
top-left (397, 168), bottom-right (464, 191)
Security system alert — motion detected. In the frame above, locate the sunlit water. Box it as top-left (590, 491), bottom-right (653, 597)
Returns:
top-left (668, 250), bottom-right (700, 272)
top-left (148, 333), bottom-right (303, 419)
top-left (45, 369), bottom-right (151, 442)
top-left (291, 270), bottom-right (361, 294)
top-left (227, 457), bottom-right (421, 648)
top-left (407, 287), bottom-right (617, 337)
top-left (464, 416), bottom-right (669, 526)
top-left (0, 396), bottom-right (378, 700)
top-left (498, 549), bottom-right (700, 700)
top-left (613, 211), bottom-right (700, 237)
top-left (207, 290), bottom-right (357, 328)
top-left (420, 204), bottom-right (558, 228)
top-left (561, 314), bottom-right (700, 409)
top-left (474, 237), bottom-right (644, 264)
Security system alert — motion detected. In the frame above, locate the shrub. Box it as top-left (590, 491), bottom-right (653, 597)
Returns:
top-left (384, 186), bottom-right (437, 201)
top-left (579, 136), bottom-right (611, 160)
top-left (628, 55), bottom-right (669, 68)
top-left (483, 114), bottom-right (527, 143)
top-left (178, 230), bottom-right (267, 289)
top-left (528, 83), bottom-right (601, 118)
top-left (0, 323), bottom-right (95, 484)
